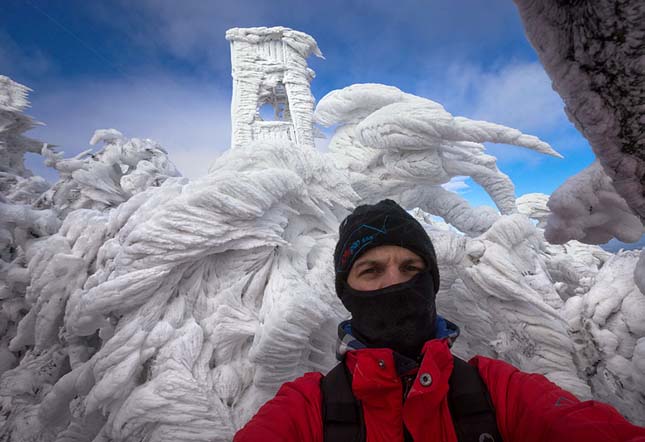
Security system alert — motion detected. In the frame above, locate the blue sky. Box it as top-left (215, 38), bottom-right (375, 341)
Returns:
top-left (2, 0), bottom-right (598, 209)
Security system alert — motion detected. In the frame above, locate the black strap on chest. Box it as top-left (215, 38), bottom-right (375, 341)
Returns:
top-left (321, 361), bottom-right (365, 441)
top-left (321, 356), bottom-right (502, 442)
top-left (448, 357), bottom-right (503, 442)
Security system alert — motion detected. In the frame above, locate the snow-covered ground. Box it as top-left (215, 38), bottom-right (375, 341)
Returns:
top-left (1, 22), bottom-right (644, 442)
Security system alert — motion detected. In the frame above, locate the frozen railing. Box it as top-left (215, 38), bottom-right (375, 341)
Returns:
top-left (252, 121), bottom-right (295, 143)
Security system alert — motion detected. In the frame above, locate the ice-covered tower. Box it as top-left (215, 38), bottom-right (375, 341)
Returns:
top-left (226, 27), bottom-right (323, 150)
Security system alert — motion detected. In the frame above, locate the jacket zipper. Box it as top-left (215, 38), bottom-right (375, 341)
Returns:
top-left (402, 374), bottom-right (414, 401)
top-left (402, 374), bottom-right (415, 441)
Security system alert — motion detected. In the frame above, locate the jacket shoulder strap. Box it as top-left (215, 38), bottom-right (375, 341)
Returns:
top-left (321, 361), bottom-right (365, 442)
top-left (448, 356), bottom-right (503, 442)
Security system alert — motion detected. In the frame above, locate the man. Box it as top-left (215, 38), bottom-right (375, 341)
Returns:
top-left (235, 200), bottom-right (645, 441)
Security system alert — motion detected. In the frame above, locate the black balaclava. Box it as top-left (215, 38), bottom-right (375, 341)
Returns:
top-left (334, 199), bottom-right (441, 359)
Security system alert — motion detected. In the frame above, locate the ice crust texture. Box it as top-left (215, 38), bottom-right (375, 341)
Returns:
top-left (515, 0), bottom-right (645, 221)
top-left (513, 0), bottom-right (645, 291)
top-left (1, 21), bottom-right (645, 442)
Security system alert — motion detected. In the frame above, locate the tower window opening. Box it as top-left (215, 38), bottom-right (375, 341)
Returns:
top-left (257, 99), bottom-right (290, 121)
top-left (256, 82), bottom-right (291, 122)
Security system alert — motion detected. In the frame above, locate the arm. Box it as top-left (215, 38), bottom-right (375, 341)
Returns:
top-left (234, 372), bottom-right (324, 442)
top-left (471, 356), bottom-right (645, 442)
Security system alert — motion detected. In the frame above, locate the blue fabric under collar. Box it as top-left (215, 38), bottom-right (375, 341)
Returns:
top-left (335, 315), bottom-right (460, 361)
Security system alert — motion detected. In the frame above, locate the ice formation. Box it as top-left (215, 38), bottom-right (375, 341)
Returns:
top-left (545, 160), bottom-right (643, 245)
top-left (562, 250), bottom-right (645, 417)
top-left (513, 0), bottom-right (645, 286)
top-left (514, 0), bottom-right (645, 221)
top-left (227, 27), bottom-right (322, 150)
top-left (39, 129), bottom-right (181, 216)
top-left (0, 76), bottom-right (59, 380)
top-left (516, 193), bottom-right (550, 228)
top-left (0, 76), bottom-right (51, 210)
top-left (1, 24), bottom-right (645, 442)
top-left (0, 78), bottom-right (185, 440)
top-left (315, 83), bottom-right (561, 236)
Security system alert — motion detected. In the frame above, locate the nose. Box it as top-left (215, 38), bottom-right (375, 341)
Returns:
top-left (379, 266), bottom-right (407, 289)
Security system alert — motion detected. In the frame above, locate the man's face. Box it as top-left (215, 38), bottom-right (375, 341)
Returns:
top-left (347, 245), bottom-right (426, 291)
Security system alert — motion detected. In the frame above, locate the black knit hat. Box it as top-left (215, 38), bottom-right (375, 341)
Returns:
top-left (334, 199), bottom-right (440, 294)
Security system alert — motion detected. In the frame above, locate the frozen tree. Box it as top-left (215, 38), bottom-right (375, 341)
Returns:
top-left (514, 0), bottom-right (645, 221)
top-left (0, 80), bottom-right (183, 440)
top-left (316, 83), bottom-right (562, 236)
top-left (0, 76), bottom-right (49, 204)
top-left (520, 193), bottom-right (645, 420)
top-left (513, 0), bottom-right (645, 286)
top-left (39, 129), bottom-right (181, 216)
top-left (544, 160), bottom-right (643, 245)
top-left (0, 76), bottom-right (58, 379)
top-left (1, 22), bottom-right (644, 442)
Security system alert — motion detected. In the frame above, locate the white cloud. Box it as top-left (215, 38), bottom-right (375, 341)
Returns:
top-left (442, 176), bottom-right (470, 193)
top-left (26, 74), bottom-right (232, 180)
top-left (418, 60), bottom-right (565, 134)
top-left (469, 62), bottom-right (564, 132)
top-left (85, 1), bottom-right (279, 72)
top-left (414, 59), bottom-right (582, 171)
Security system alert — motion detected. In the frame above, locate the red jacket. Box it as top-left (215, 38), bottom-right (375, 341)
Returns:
top-left (235, 339), bottom-right (645, 441)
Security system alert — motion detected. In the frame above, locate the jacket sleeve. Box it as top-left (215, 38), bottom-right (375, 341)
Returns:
top-left (471, 356), bottom-right (645, 442)
top-left (233, 372), bottom-right (324, 442)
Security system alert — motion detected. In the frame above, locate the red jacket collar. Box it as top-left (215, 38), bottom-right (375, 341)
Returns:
top-left (345, 338), bottom-right (454, 397)
top-left (344, 339), bottom-right (458, 442)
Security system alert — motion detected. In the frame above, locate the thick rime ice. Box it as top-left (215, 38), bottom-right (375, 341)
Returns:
top-left (514, 0), bottom-right (645, 316)
top-left (0, 77), bottom-right (59, 389)
top-left (40, 129), bottom-right (181, 216)
top-left (514, 0), bottom-right (645, 304)
top-left (2, 140), bottom-right (354, 441)
top-left (562, 251), bottom-right (645, 420)
top-left (0, 78), bottom-right (186, 440)
top-left (545, 160), bottom-right (643, 245)
top-left (543, 160), bottom-right (645, 294)
top-left (517, 193), bottom-right (551, 229)
top-left (2, 24), bottom-right (645, 442)
top-left (0, 76), bottom-right (49, 204)
top-left (227, 27), bottom-right (322, 150)
top-left (316, 83), bottom-right (561, 236)
top-left (514, 0), bottom-right (645, 222)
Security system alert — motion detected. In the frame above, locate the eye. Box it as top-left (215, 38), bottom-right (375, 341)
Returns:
top-left (360, 267), bottom-right (377, 276)
top-left (403, 264), bottom-right (424, 272)
top-left (358, 265), bottom-right (384, 277)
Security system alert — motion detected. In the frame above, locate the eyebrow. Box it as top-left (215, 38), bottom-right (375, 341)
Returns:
top-left (353, 260), bottom-right (381, 270)
top-left (353, 257), bottom-right (425, 269)
top-left (402, 258), bottom-right (425, 267)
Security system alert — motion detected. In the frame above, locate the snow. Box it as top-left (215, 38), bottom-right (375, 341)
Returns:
top-left (514, 0), bottom-right (645, 221)
top-left (545, 160), bottom-right (643, 245)
top-left (227, 27), bottom-right (322, 151)
top-left (515, 0), bottom-right (645, 322)
top-left (316, 83), bottom-right (560, 236)
top-left (562, 251), bottom-right (645, 414)
top-left (40, 129), bottom-right (180, 216)
top-left (514, 0), bottom-right (645, 307)
top-left (1, 25), bottom-right (645, 442)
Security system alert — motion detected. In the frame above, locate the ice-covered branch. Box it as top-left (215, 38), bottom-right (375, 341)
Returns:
top-left (514, 0), bottom-right (645, 222)
top-left (316, 83), bottom-right (560, 234)
top-left (40, 129), bottom-right (181, 215)
top-left (0, 76), bottom-right (57, 385)
top-left (545, 160), bottom-right (643, 245)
